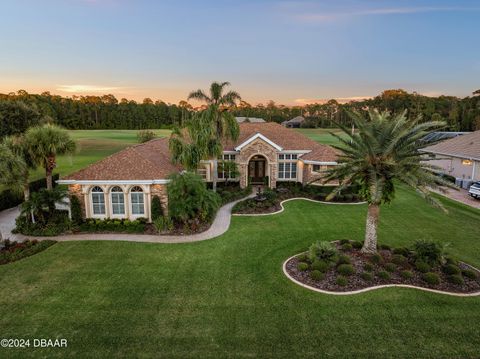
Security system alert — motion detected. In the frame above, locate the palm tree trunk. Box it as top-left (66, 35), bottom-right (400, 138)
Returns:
top-left (212, 160), bottom-right (218, 192)
top-left (46, 155), bottom-right (56, 190)
top-left (362, 203), bottom-right (380, 254)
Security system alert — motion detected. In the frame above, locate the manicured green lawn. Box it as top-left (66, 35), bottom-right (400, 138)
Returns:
top-left (1, 187), bottom-right (479, 358)
top-left (29, 129), bottom-right (171, 181)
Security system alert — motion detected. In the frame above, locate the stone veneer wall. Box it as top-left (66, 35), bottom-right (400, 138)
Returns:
top-left (150, 184), bottom-right (169, 216)
top-left (68, 184), bottom-right (86, 219)
top-left (236, 138), bottom-right (279, 188)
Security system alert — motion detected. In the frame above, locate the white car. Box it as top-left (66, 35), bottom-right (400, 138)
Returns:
top-left (469, 181), bottom-right (480, 199)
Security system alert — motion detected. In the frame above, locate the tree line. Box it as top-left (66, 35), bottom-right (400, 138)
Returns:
top-left (1, 88), bottom-right (479, 138)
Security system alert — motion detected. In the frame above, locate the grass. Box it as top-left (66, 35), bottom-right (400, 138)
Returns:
top-left (29, 129), bottom-right (171, 181)
top-left (1, 187), bottom-right (480, 358)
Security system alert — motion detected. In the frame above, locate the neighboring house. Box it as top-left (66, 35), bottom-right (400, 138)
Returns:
top-left (421, 131), bottom-right (469, 144)
top-left (58, 122), bottom-right (338, 221)
top-left (282, 116), bottom-right (305, 128)
top-left (235, 117), bottom-right (265, 123)
top-left (420, 130), bottom-right (480, 187)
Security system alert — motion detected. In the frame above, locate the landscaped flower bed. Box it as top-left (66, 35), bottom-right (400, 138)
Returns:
top-left (232, 183), bottom-right (362, 215)
top-left (284, 240), bottom-right (480, 294)
top-left (0, 239), bottom-right (56, 265)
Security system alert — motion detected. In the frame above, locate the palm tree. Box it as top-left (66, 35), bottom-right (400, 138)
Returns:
top-left (2, 135), bottom-right (38, 201)
top-left (0, 143), bottom-right (26, 192)
top-left (321, 109), bottom-right (450, 254)
top-left (24, 124), bottom-right (76, 190)
top-left (187, 82), bottom-right (241, 191)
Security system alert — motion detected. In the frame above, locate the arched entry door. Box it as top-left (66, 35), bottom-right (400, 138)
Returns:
top-left (248, 155), bottom-right (267, 185)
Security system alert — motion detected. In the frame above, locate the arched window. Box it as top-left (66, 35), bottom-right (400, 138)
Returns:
top-left (130, 186), bottom-right (145, 215)
top-left (91, 186), bottom-right (105, 215)
top-left (110, 186), bottom-right (125, 215)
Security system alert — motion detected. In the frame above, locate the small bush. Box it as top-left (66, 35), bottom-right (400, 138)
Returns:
top-left (360, 272), bottom-right (373, 281)
top-left (310, 270), bottom-right (324, 281)
top-left (370, 253), bottom-right (383, 264)
top-left (70, 195), bottom-right (83, 224)
top-left (385, 263), bottom-right (396, 273)
top-left (351, 241), bottom-right (363, 249)
top-left (392, 247), bottom-right (410, 257)
top-left (445, 256), bottom-right (459, 266)
top-left (442, 264), bottom-right (461, 275)
top-left (379, 244), bottom-right (391, 250)
top-left (363, 263), bottom-right (374, 272)
top-left (413, 239), bottom-right (447, 266)
top-left (153, 216), bottom-right (173, 232)
top-left (309, 241), bottom-right (338, 263)
top-left (137, 130), bottom-right (156, 143)
top-left (337, 264), bottom-right (355, 276)
top-left (337, 254), bottom-right (351, 265)
top-left (297, 253), bottom-right (309, 262)
top-left (415, 260), bottom-right (431, 273)
top-left (342, 243), bottom-right (353, 251)
top-left (151, 196), bottom-right (163, 221)
top-left (391, 254), bottom-right (408, 267)
top-left (377, 271), bottom-right (391, 280)
top-left (448, 275), bottom-right (464, 285)
top-left (401, 270), bottom-right (414, 279)
top-left (311, 260), bottom-right (330, 273)
top-left (336, 276), bottom-right (348, 286)
top-left (462, 269), bottom-right (478, 280)
top-left (297, 262), bottom-right (309, 271)
top-left (422, 272), bottom-right (440, 285)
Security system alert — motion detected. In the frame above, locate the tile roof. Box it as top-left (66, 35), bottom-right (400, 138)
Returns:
top-left (421, 130), bottom-right (480, 160)
top-left (64, 122), bottom-right (338, 181)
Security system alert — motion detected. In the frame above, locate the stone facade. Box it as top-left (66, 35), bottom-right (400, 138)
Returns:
top-left (68, 184), bottom-right (85, 219)
top-left (150, 184), bottom-right (169, 216)
top-left (236, 138), bottom-right (279, 188)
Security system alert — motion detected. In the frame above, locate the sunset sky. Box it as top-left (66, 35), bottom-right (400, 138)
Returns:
top-left (1, 0), bottom-right (479, 105)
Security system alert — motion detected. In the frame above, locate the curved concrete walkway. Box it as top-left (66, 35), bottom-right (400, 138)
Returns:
top-left (0, 193), bottom-right (254, 244)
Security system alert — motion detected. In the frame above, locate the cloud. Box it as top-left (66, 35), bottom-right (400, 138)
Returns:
top-left (57, 85), bottom-right (125, 93)
top-left (295, 96), bottom-right (373, 105)
top-left (293, 6), bottom-right (480, 23)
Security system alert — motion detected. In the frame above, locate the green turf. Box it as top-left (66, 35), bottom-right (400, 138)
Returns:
top-left (1, 187), bottom-right (479, 358)
top-left (29, 129), bottom-right (171, 181)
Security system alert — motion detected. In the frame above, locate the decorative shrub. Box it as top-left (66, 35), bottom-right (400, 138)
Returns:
top-left (445, 256), bottom-right (459, 266)
top-left (308, 241), bottom-right (338, 263)
top-left (151, 196), bottom-right (163, 220)
top-left (167, 172), bottom-right (221, 229)
top-left (79, 218), bottom-right (146, 233)
top-left (392, 247), bottom-right (410, 257)
top-left (415, 260), bottom-right (431, 273)
top-left (337, 264), bottom-right (355, 276)
top-left (310, 270), bottom-right (324, 281)
top-left (342, 243), bottom-right (353, 251)
top-left (412, 239), bottom-right (447, 266)
top-left (0, 239), bottom-right (56, 265)
top-left (70, 195), bottom-right (83, 224)
top-left (370, 253), bottom-right (383, 264)
top-left (153, 216), bottom-right (173, 232)
top-left (337, 254), bottom-right (351, 265)
top-left (363, 263), bottom-right (374, 272)
top-left (448, 275), bottom-right (465, 285)
top-left (297, 262), bottom-right (309, 271)
top-left (15, 209), bottom-right (71, 236)
top-left (377, 271), bottom-right (391, 280)
top-left (351, 241), bottom-right (363, 249)
top-left (360, 272), bottom-right (373, 281)
top-left (391, 254), bottom-right (408, 267)
top-left (401, 270), bottom-right (414, 279)
top-left (336, 276), bottom-right (348, 286)
top-left (384, 263), bottom-right (396, 273)
top-left (442, 264), bottom-right (461, 275)
top-left (297, 253), bottom-right (309, 262)
top-left (462, 269), bottom-right (478, 280)
top-left (137, 130), bottom-right (156, 143)
top-left (422, 272), bottom-right (441, 285)
top-left (311, 260), bottom-right (330, 273)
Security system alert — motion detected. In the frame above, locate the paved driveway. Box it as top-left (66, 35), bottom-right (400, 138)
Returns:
top-left (434, 187), bottom-right (480, 209)
top-left (0, 206), bottom-right (21, 241)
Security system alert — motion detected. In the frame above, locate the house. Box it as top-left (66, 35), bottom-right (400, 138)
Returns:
top-left (420, 130), bottom-right (480, 187)
top-left (282, 116), bottom-right (305, 128)
top-left (58, 122), bottom-right (338, 221)
top-left (235, 117), bottom-right (265, 123)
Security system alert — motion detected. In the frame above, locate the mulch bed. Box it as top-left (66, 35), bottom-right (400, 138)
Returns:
top-left (285, 243), bottom-right (480, 294)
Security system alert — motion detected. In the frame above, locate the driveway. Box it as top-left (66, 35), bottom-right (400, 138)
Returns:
top-left (0, 206), bottom-right (22, 241)
top-left (434, 187), bottom-right (480, 209)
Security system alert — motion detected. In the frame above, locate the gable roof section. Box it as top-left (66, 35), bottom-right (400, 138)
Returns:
top-left (63, 137), bottom-right (182, 181)
top-left (421, 130), bottom-right (480, 161)
top-left (234, 133), bottom-right (283, 151)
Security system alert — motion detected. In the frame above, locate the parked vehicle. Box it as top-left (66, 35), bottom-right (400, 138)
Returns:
top-left (469, 181), bottom-right (480, 199)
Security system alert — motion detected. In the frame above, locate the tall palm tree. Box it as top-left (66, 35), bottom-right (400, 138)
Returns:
top-left (3, 135), bottom-right (38, 201)
top-left (24, 124), bottom-right (76, 190)
top-left (322, 109), bottom-right (450, 254)
top-left (187, 82), bottom-right (241, 191)
top-left (0, 143), bottom-right (26, 192)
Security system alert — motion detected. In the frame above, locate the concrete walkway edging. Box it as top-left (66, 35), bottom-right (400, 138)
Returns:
top-left (233, 197), bottom-right (366, 217)
top-left (283, 254), bottom-right (480, 297)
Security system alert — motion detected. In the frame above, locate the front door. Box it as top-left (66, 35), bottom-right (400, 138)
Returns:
top-left (249, 156), bottom-right (266, 184)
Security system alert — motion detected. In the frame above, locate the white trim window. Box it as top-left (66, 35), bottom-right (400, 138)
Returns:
top-left (91, 186), bottom-right (106, 215)
top-left (218, 154), bottom-right (237, 180)
top-left (130, 186), bottom-right (145, 216)
top-left (110, 186), bottom-right (125, 216)
top-left (278, 154), bottom-right (298, 180)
